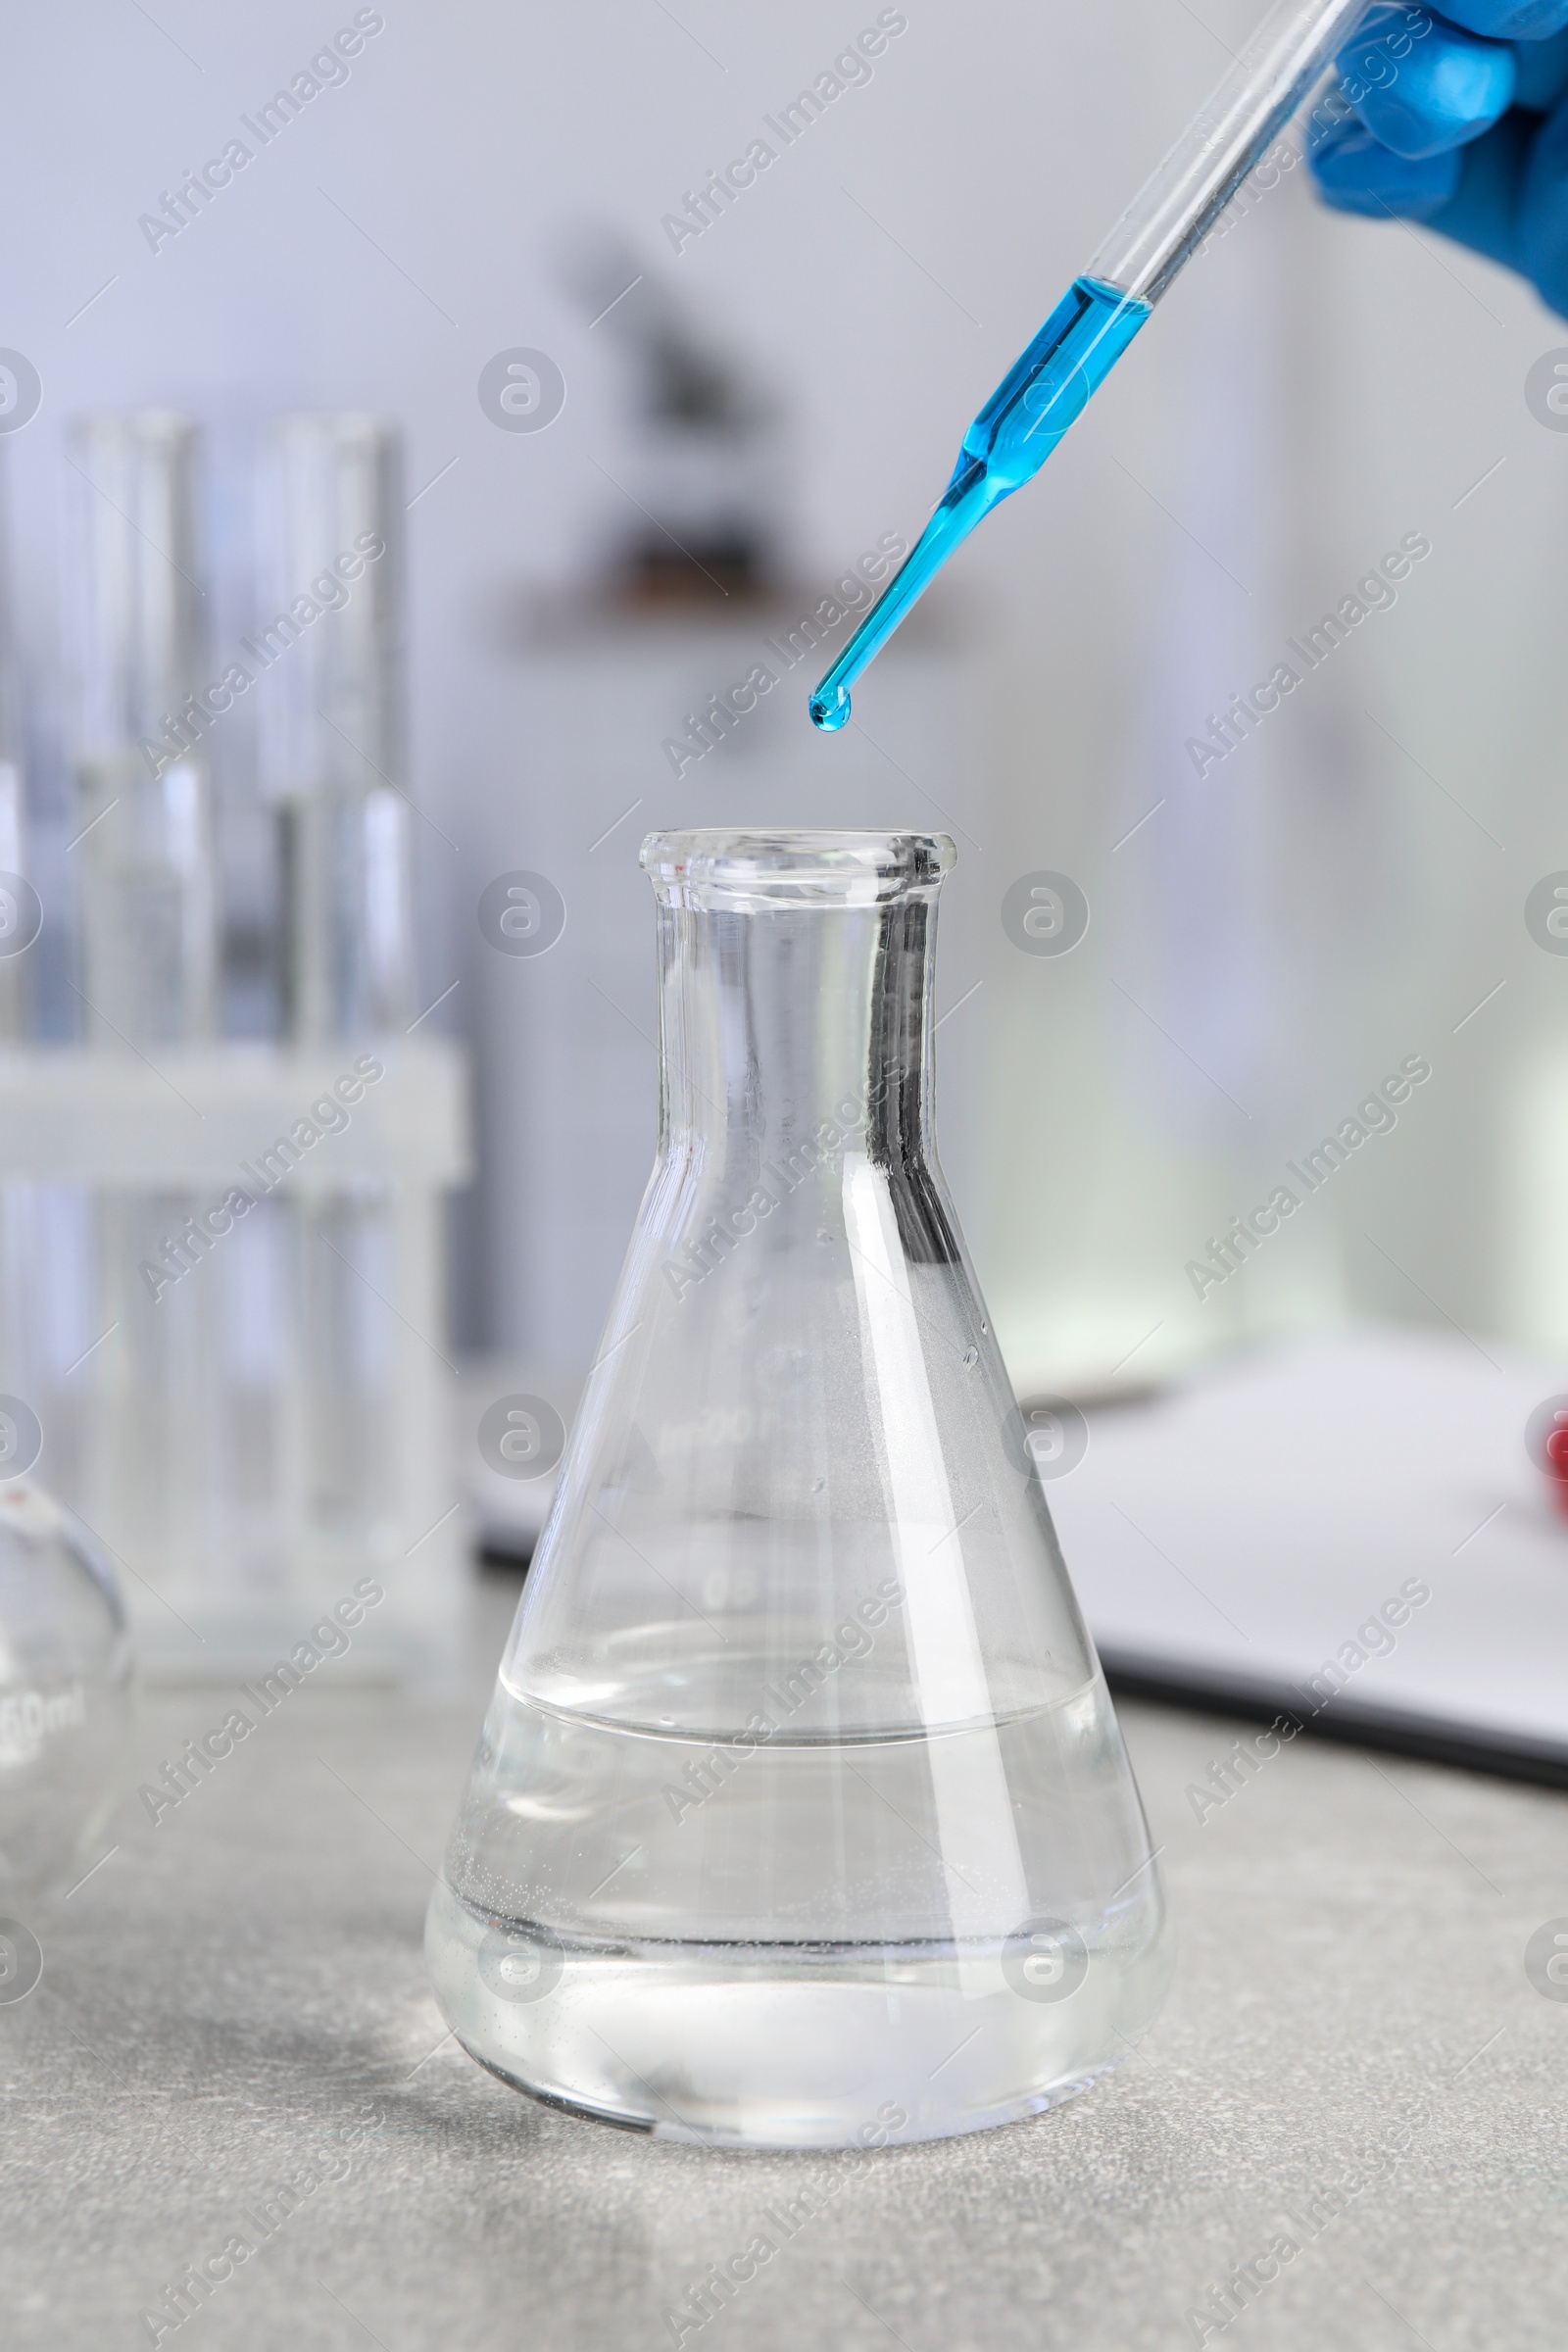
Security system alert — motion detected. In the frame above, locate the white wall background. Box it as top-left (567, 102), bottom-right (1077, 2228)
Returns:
top-left (4, 0), bottom-right (1567, 1384)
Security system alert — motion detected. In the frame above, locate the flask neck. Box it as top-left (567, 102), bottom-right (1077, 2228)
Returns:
top-left (656, 898), bottom-right (939, 1170)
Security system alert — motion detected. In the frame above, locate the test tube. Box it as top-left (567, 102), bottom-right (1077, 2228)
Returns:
top-left (0, 462), bottom-right (27, 1051)
top-left (0, 495), bottom-right (29, 1460)
top-left (0, 691), bottom-right (26, 1046)
top-left (261, 414), bottom-right (411, 1040)
top-left (260, 416), bottom-right (412, 1566)
top-left (69, 414), bottom-right (220, 1581)
top-left (70, 413), bottom-right (217, 1045)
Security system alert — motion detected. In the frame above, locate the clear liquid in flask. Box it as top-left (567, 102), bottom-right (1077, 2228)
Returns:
top-left (428, 1651), bottom-right (1168, 2146)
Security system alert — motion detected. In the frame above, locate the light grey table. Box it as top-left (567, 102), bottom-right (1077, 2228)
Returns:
top-left (7, 1579), bottom-right (1566, 2351)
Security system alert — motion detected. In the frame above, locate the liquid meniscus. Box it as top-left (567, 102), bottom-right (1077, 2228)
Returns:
top-left (809, 275), bottom-right (1150, 732)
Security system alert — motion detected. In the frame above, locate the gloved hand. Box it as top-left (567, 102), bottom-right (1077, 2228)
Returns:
top-left (1308, 0), bottom-right (1568, 317)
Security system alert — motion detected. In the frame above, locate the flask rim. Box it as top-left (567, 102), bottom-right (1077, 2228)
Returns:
top-left (641, 828), bottom-right (955, 907)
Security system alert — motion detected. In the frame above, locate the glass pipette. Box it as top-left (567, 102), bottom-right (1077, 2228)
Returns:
top-left (809, 0), bottom-right (1374, 731)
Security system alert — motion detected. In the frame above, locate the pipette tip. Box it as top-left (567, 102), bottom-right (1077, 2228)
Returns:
top-left (808, 685), bottom-right (851, 733)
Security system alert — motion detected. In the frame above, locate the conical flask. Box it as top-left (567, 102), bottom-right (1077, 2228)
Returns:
top-left (428, 830), bottom-right (1172, 2146)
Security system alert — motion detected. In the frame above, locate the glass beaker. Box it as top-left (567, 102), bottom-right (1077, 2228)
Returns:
top-left (0, 1477), bottom-right (133, 1905)
top-left (427, 830), bottom-right (1172, 2146)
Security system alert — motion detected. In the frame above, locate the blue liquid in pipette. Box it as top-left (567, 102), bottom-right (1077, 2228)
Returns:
top-left (809, 275), bottom-right (1150, 731)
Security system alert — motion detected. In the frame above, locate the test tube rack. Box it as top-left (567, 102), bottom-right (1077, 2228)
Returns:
top-left (0, 1036), bottom-right (469, 1685)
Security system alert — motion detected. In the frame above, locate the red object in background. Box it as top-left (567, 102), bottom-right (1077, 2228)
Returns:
top-left (1546, 1413), bottom-right (1568, 1517)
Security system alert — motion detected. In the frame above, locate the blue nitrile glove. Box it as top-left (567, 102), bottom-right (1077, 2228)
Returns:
top-left (1308, 0), bottom-right (1568, 317)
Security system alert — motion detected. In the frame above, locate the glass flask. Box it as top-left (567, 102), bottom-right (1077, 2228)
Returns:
top-left (0, 1477), bottom-right (133, 1904)
top-left (427, 830), bottom-right (1172, 2147)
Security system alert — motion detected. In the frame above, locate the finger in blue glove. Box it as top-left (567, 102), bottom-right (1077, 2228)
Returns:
top-left (1310, 5), bottom-right (1568, 315)
top-left (1338, 7), bottom-right (1515, 156)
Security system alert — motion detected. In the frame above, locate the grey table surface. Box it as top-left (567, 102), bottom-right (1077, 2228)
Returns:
top-left (6, 1578), bottom-right (1567, 2352)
